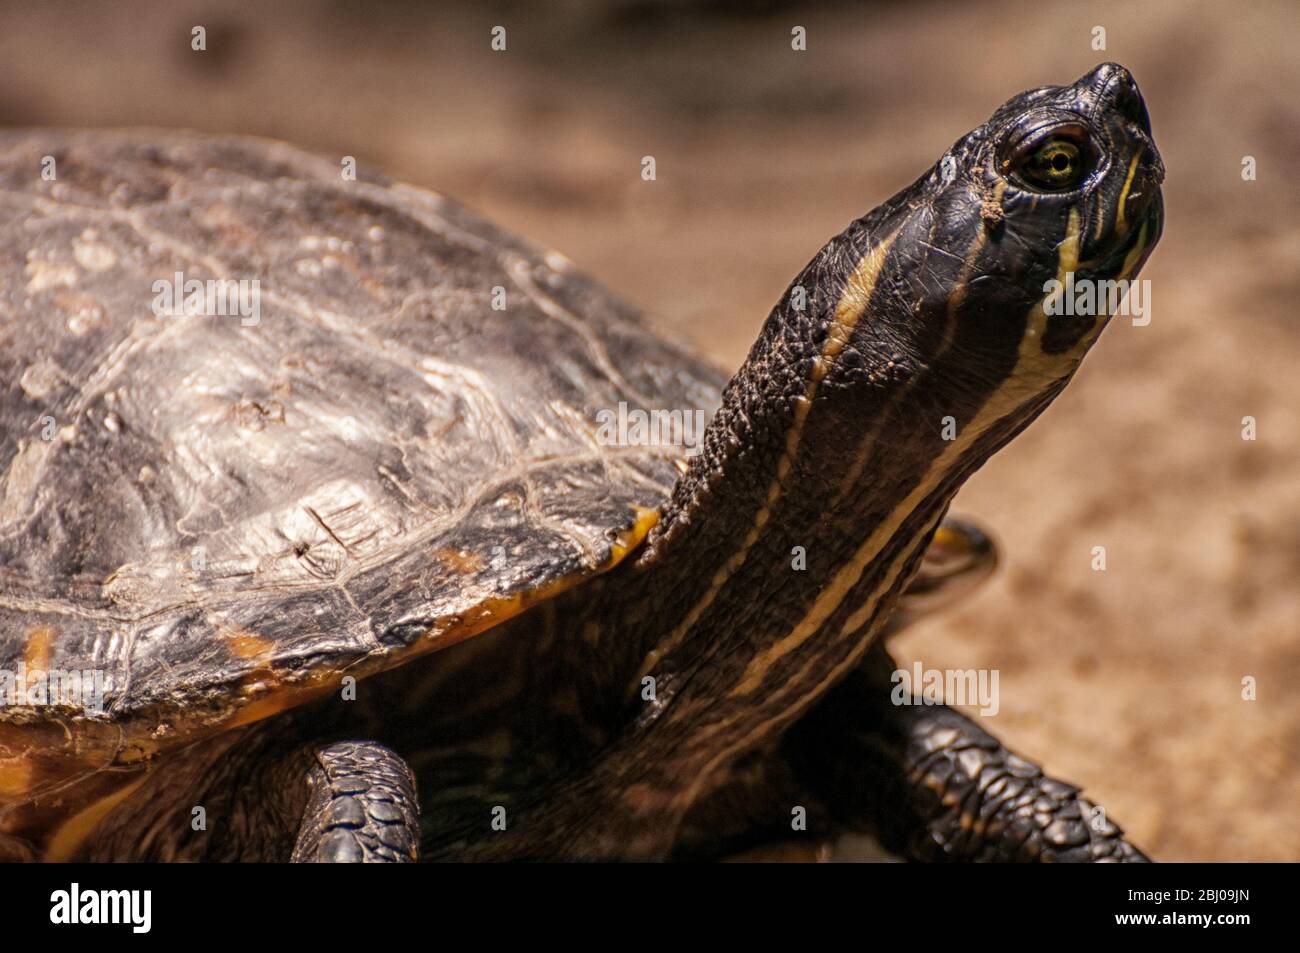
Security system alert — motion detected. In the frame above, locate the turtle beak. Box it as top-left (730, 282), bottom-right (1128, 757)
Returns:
top-left (1078, 63), bottom-right (1165, 248)
top-left (1083, 62), bottom-right (1154, 136)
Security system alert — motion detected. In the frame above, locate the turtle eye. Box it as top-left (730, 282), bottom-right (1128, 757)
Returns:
top-left (1015, 135), bottom-right (1087, 192)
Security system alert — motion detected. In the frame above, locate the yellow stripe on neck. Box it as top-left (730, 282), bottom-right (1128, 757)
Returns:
top-left (631, 233), bottom-right (897, 690)
top-left (732, 208), bottom-right (1085, 697)
top-left (833, 195), bottom-right (1002, 506)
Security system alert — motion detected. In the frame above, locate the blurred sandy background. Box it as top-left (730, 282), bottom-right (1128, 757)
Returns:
top-left (1, 0), bottom-right (1297, 860)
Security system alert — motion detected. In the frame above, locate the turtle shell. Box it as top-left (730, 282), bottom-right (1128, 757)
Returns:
top-left (0, 131), bottom-right (723, 783)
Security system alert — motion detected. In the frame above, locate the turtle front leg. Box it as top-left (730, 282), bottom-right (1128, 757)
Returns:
top-left (291, 740), bottom-right (420, 863)
top-left (786, 645), bottom-right (1148, 862)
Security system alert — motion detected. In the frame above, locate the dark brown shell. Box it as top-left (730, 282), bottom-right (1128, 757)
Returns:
top-left (0, 130), bottom-right (723, 751)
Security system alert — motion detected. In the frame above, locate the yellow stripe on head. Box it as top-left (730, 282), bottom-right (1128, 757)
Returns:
top-left (1115, 152), bottom-right (1143, 233)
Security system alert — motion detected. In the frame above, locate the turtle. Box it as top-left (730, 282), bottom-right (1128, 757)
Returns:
top-left (0, 62), bottom-right (1164, 863)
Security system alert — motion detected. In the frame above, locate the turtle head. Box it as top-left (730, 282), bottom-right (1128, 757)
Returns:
top-left (790, 63), bottom-right (1165, 478)
top-left (915, 62), bottom-right (1165, 362)
top-left (986, 61), bottom-right (1162, 288)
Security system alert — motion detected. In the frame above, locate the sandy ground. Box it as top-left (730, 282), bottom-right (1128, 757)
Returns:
top-left (1, 0), bottom-right (1297, 859)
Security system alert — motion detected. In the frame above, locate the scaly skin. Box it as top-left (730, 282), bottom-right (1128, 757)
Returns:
top-left (291, 741), bottom-right (419, 863)
top-left (785, 643), bottom-right (1148, 863)
top-left (672, 520), bottom-right (1147, 863)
